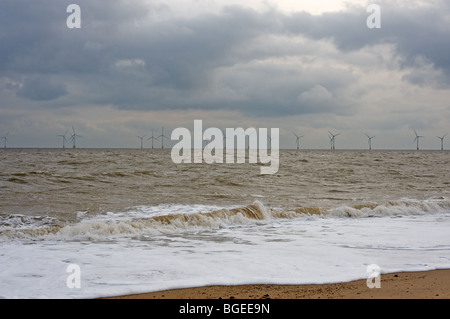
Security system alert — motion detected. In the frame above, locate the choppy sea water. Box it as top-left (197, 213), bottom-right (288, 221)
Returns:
top-left (1, 149), bottom-right (449, 298)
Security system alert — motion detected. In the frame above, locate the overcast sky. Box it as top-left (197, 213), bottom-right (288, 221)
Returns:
top-left (1, 0), bottom-right (449, 149)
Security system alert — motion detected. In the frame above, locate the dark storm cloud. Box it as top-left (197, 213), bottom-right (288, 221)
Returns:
top-left (1, 0), bottom-right (449, 117)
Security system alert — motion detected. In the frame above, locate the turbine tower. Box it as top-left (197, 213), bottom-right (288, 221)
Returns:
top-left (222, 129), bottom-right (227, 150)
top-left (70, 126), bottom-right (82, 149)
top-left (294, 133), bottom-right (303, 151)
top-left (1, 132), bottom-right (9, 149)
top-left (437, 134), bottom-right (446, 151)
top-left (147, 129), bottom-right (159, 149)
top-left (247, 129), bottom-right (257, 151)
top-left (328, 131), bottom-right (340, 150)
top-left (365, 133), bottom-right (375, 150)
top-left (137, 135), bottom-right (146, 149)
top-left (57, 130), bottom-right (69, 149)
top-left (157, 127), bottom-right (170, 149)
top-left (267, 134), bottom-right (272, 151)
top-left (413, 129), bottom-right (424, 151)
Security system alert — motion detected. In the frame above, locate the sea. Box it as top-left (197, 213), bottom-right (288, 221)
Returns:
top-left (0, 149), bottom-right (449, 298)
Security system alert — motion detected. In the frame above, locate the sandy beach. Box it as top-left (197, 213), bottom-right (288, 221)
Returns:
top-left (106, 269), bottom-right (450, 299)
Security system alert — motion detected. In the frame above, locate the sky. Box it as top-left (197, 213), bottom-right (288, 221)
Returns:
top-left (0, 0), bottom-right (449, 149)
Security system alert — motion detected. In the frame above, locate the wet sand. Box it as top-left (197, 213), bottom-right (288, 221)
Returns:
top-left (106, 269), bottom-right (450, 299)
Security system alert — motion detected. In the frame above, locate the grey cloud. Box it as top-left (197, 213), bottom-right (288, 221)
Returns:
top-left (284, 1), bottom-right (450, 85)
top-left (17, 76), bottom-right (68, 101)
top-left (1, 0), bottom-right (449, 118)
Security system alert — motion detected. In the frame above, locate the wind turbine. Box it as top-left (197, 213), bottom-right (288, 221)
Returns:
top-left (365, 133), bottom-right (375, 150)
top-left (57, 130), bottom-right (69, 149)
top-left (70, 126), bottom-right (82, 149)
top-left (267, 134), bottom-right (272, 151)
top-left (220, 129), bottom-right (235, 150)
top-left (328, 134), bottom-right (334, 150)
top-left (328, 131), bottom-right (340, 150)
top-left (157, 127), bottom-right (170, 149)
top-left (294, 133), bottom-right (303, 151)
top-left (1, 132), bottom-right (9, 149)
top-left (413, 129), bottom-right (424, 151)
top-left (247, 129), bottom-right (257, 151)
top-left (147, 129), bottom-right (159, 149)
top-left (222, 129), bottom-right (228, 150)
top-left (137, 135), bottom-right (146, 149)
top-left (437, 134), bottom-right (447, 151)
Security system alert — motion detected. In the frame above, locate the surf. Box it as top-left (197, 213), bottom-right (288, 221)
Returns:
top-left (2, 197), bottom-right (449, 241)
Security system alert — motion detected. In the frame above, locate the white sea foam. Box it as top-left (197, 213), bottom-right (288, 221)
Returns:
top-left (2, 198), bottom-right (450, 242)
top-left (1, 198), bottom-right (450, 298)
top-left (326, 197), bottom-right (450, 218)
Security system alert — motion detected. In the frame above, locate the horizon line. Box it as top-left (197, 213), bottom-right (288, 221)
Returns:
top-left (1, 147), bottom-right (448, 151)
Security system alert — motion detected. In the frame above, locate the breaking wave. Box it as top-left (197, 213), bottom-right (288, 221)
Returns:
top-left (1, 198), bottom-right (449, 241)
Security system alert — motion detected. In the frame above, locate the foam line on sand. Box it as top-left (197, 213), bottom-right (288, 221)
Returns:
top-left (104, 269), bottom-right (450, 299)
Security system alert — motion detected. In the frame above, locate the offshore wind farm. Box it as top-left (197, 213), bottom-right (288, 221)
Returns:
top-left (0, 126), bottom-right (449, 151)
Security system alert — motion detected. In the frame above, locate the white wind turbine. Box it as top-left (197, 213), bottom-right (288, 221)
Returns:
top-left (57, 130), bottom-right (69, 149)
top-left (137, 135), bottom-right (146, 149)
top-left (247, 129), bottom-right (257, 151)
top-left (70, 126), bottom-right (82, 149)
top-left (414, 129), bottom-right (424, 151)
top-left (220, 129), bottom-right (236, 150)
top-left (328, 131), bottom-right (340, 150)
top-left (147, 129), bottom-right (159, 149)
top-left (222, 129), bottom-right (228, 150)
top-left (437, 134), bottom-right (447, 151)
top-left (294, 133), bottom-right (303, 151)
top-left (157, 127), bottom-right (170, 149)
top-left (365, 133), bottom-right (375, 150)
top-left (1, 132), bottom-right (9, 149)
